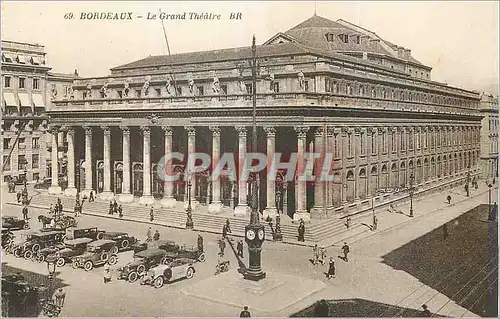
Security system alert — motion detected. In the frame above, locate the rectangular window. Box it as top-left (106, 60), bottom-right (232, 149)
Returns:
top-left (392, 133), bottom-right (396, 153)
top-left (32, 137), bottom-right (40, 149)
top-left (19, 77), bottom-right (25, 89)
top-left (245, 83), bottom-right (253, 94)
top-left (304, 81), bottom-right (309, 92)
top-left (334, 134), bottom-right (339, 158)
top-left (18, 155), bottom-right (26, 170)
top-left (360, 132), bottom-right (365, 155)
top-left (409, 132), bottom-right (413, 150)
top-left (176, 87), bottom-right (182, 96)
top-left (33, 172), bottom-right (39, 181)
top-left (382, 132), bottom-right (387, 153)
top-left (273, 82), bottom-right (280, 93)
top-left (32, 154), bottom-right (39, 169)
top-left (4, 76), bottom-right (11, 88)
top-left (4, 138), bottom-right (10, 150)
top-left (372, 132), bottom-right (377, 154)
top-left (18, 138), bottom-right (26, 149)
top-left (348, 133), bottom-right (353, 157)
top-left (220, 84), bottom-right (228, 95)
top-left (401, 132), bottom-right (406, 151)
top-left (33, 78), bottom-right (40, 90)
top-left (197, 86), bottom-right (204, 96)
top-left (4, 157), bottom-right (10, 171)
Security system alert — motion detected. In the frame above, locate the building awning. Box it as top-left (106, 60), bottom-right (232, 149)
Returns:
top-left (18, 93), bottom-right (31, 107)
top-left (32, 94), bottom-right (45, 107)
top-left (2, 92), bottom-right (17, 107)
top-left (17, 55), bottom-right (27, 64)
top-left (31, 56), bottom-right (41, 65)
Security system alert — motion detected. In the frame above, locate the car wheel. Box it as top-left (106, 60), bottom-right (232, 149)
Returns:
top-left (108, 255), bottom-right (118, 265)
top-left (128, 272), bottom-right (138, 283)
top-left (137, 264), bottom-right (146, 274)
top-left (111, 246), bottom-right (119, 254)
top-left (32, 244), bottom-right (40, 252)
top-left (186, 267), bottom-right (195, 279)
top-left (23, 223), bottom-right (29, 230)
top-left (14, 249), bottom-right (23, 258)
top-left (153, 276), bottom-right (164, 289)
top-left (84, 260), bottom-right (93, 271)
top-left (56, 257), bottom-right (66, 267)
top-left (121, 240), bottom-right (129, 249)
top-left (24, 250), bottom-right (33, 260)
top-left (37, 254), bottom-right (46, 263)
top-left (72, 260), bottom-right (79, 269)
top-left (198, 253), bottom-right (206, 262)
top-left (100, 252), bottom-right (109, 262)
top-left (96, 232), bottom-right (104, 240)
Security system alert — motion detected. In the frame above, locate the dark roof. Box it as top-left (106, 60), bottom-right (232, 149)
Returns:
top-left (111, 43), bottom-right (310, 71)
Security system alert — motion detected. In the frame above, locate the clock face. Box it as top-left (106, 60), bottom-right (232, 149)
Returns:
top-left (258, 229), bottom-right (264, 240)
top-left (246, 229), bottom-right (255, 240)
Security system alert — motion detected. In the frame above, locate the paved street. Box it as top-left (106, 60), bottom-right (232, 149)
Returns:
top-left (1, 183), bottom-right (497, 317)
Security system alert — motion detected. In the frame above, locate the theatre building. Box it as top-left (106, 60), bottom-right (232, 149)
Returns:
top-left (47, 15), bottom-right (482, 221)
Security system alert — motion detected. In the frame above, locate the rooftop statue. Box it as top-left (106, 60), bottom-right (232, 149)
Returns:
top-left (212, 77), bottom-right (221, 94)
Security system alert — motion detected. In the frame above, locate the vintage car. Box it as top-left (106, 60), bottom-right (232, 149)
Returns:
top-left (65, 227), bottom-right (105, 240)
top-left (48, 237), bottom-right (94, 267)
top-left (118, 248), bottom-right (169, 283)
top-left (71, 239), bottom-right (118, 271)
top-left (2, 228), bottom-right (15, 248)
top-left (132, 239), bottom-right (179, 254)
top-left (97, 232), bottom-right (137, 251)
top-left (40, 215), bottom-right (78, 231)
top-left (2, 216), bottom-right (29, 230)
top-left (163, 244), bottom-right (206, 263)
top-left (2, 273), bottom-right (41, 317)
top-left (142, 258), bottom-right (196, 288)
top-left (35, 242), bottom-right (66, 263)
top-left (12, 230), bottom-right (65, 259)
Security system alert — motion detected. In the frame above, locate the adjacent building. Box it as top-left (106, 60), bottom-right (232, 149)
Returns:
top-left (480, 93), bottom-right (499, 180)
top-left (47, 15), bottom-right (483, 221)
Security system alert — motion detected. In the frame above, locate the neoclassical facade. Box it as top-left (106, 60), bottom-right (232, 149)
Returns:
top-left (47, 15), bottom-right (482, 221)
top-left (480, 93), bottom-right (499, 180)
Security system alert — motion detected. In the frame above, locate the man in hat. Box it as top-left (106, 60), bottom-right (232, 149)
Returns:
top-left (239, 306), bottom-right (251, 317)
top-left (342, 242), bottom-right (350, 262)
top-left (298, 219), bottom-right (305, 242)
top-left (53, 288), bottom-right (66, 308)
top-left (197, 234), bottom-right (204, 252)
top-left (237, 240), bottom-right (244, 258)
top-left (150, 206), bottom-right (154, 221)
top-left (146, 227), bottom-right (152, 243)
top-left (153, 230), bottom-right (160, 241)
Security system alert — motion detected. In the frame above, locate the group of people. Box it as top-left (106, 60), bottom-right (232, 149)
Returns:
top-left (146, 227), bottom-right (161, 242)
top-left (312, 242), bottom-right (350, 280)
top-left (49, 198), bottom-right (64, 218)
top-left (108, 199), bottom-right (123, 218)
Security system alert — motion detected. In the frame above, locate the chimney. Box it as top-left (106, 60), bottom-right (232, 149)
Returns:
top-left (404, 49), bottom-right (411, 59)
top-left (397, 46), bottom-right (405, 59)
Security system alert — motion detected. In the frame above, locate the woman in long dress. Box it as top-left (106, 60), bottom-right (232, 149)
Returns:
top-left (327, 257), bottom-right (335, 279)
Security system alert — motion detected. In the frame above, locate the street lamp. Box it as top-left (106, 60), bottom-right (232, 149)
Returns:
top-left (488, 183), bottom-right (493, 220)
top-left (46, 254), bottom-right (57, 279)
top-left (409, 173), bottom-right (415, 218)
top-left (273, 189), bottom-right (283, 241)
top-left (185, 179), bottom-right (194, 229)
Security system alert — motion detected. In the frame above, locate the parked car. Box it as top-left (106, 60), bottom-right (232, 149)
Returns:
top-left (48, 237), bottom-right (94, 267)
top-left (71, 239), bottom-right (118, 271)
top-left (163, 244), bottom-right (206, 262)
top-left (118, 248), bottom-right (170, 283)
top-left (12, 230), bottom-right (65, 259)
top-left (2, 228), bottom-right (15, 248)
top-left (35, 242), bottom-right (66, 263)
top-left (97, 232), bottom-right (137, 252)
top-left (65, 227), bottom-right (105, 240)
top-left (2, 216), bottom-right (29, 230)
top-left (141, 258), bottom-right (196, 288)
top-left (132, 239), bottom-right (179, 254)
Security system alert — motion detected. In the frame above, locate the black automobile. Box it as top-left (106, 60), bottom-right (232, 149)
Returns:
top-left (12, 230), bottom-right (65, 259)
top-left (118, 248), bottom-right (169, 283)
top-left (65, 227), bottom-right (105, 240)
top-left (2, 228), bottom-right (15, 248)
top-left (2, 216), bottom-right (29, 230)
top-left (163, 245), bottom-right (206, 263)
top-left (132, 239), bottom-right (179, 254)
top-left (2, 274), bottom-right (40, 317)
top-left (49, 237), bottom-right (94, 267)
top-left (97, 232), bottom-right (137, 252)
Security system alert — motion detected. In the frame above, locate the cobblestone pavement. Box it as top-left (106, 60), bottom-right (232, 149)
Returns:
top-left (1, 183), bottom-right (496, 317)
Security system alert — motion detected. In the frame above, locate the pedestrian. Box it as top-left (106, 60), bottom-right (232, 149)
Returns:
top-left (313, 244), bottom-right (319, 265)
top-left (57, 197), bottom-right (62, 213)
top-left (16, 191), bottom-right (21, 203)
top-left (53, 288), bottom-right (66, 308)
top-left (153, 230), bottom-right (160, 241)
top-left (341, 242), bottom-right (350, 262)
top-left (109, 201), bottom-right (114, 215)
top-left (103, 264), bottom-right (111, 283)
top-left (150, 206), bottom-right (154, 221)
top-left (89, 190), bottom-right (95, 202)
top-left (113, 199), bottom-right (118, 213)
top-left (237, 240), bottom-right (244, 258)
top-left (446, 195), bottom-right (451, 204)
top-left (118, 205), bottom-right (123, 218)
top-left (49, 204), bottom-right (54, 215)
top-left (372, 214), bottom-right (378, 231)
top-left (345, 216), bottom-right (351, 229)
top-left (222, 224), bottom-right (228, 239)
top-left (319, 247), bottom-right (327, 265)
top-left (74, 204), bottom-right (79, 218)
top-left (421, 304), bottom-right (431, 317)
top-left (474, 180), bottom-right (478, 189)
top-left (197, 234), bottom-right (204, 252)
top-left (239, 305), bottom-right (251, 317)
top-left (225, 219), bottom-right (232, 233)
top-left (298, 219), bottom-right (305, 242)
top-left (218, 238), bottom-right (226, 257)
top-left (146, 227), bottom-right (152, 243)
top-left (22, 206), bottom-right (28, 221)
top-left (327, 257), bottom-right (335, 279)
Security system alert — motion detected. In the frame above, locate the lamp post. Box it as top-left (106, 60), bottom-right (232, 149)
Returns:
top-left (244, 35), bottom-right (266, 281)
top-left (466, 165), bottom-right (471, 197)
top-left (273, 189), bottom-right (283, 241)
top-left (488, 183), bottom-right (493, 220)
top-left (409, 173), bottom-right (415, 218)
top-left (46, 254), bottom-right (57, 280)
top-left (185, 179), bottom-right (194, 229)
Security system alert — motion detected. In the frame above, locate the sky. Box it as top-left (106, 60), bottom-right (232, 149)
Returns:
top-left (1, 1), bottom-right (498, 95)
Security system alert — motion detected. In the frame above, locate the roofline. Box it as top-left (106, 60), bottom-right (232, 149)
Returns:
top-left (262, 32), bottom-right (299, 46)
top-left (1, 40), bottom-right (45, 48)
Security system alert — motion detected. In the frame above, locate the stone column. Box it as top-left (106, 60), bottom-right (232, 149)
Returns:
top-left (139, 126), bottom-right (154, 205)
top-left (48, 126), bottom-right (62, 195)
top-left (100, 126), bottom-right (114, 200)
top-left (184, 126), bottom-right (199, 209)
top-left (160, 126), bottom-right (176, 208)
top-left (119, 126), bottom-right (134, 203)
top-left (64, 127), bottom-right (78, 197)
top-left (263, 126), bottom-right (277, 219)
top-left (208, 126), bottom-right (223, 213)
top-left (294, 125), bottom-right (310, 221)
top-left (326, 126), bottom-right (335, 209)
top-left (83, 126), bottom-right (94, 197)
top-left (311, 127), bottom-right (325, 219)
top-left (341, 127), bottom-right (348, 204)
top-left (234, 126), bottom-right (250, 217)
top-left (354, 127), bottom-right (361, 200)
